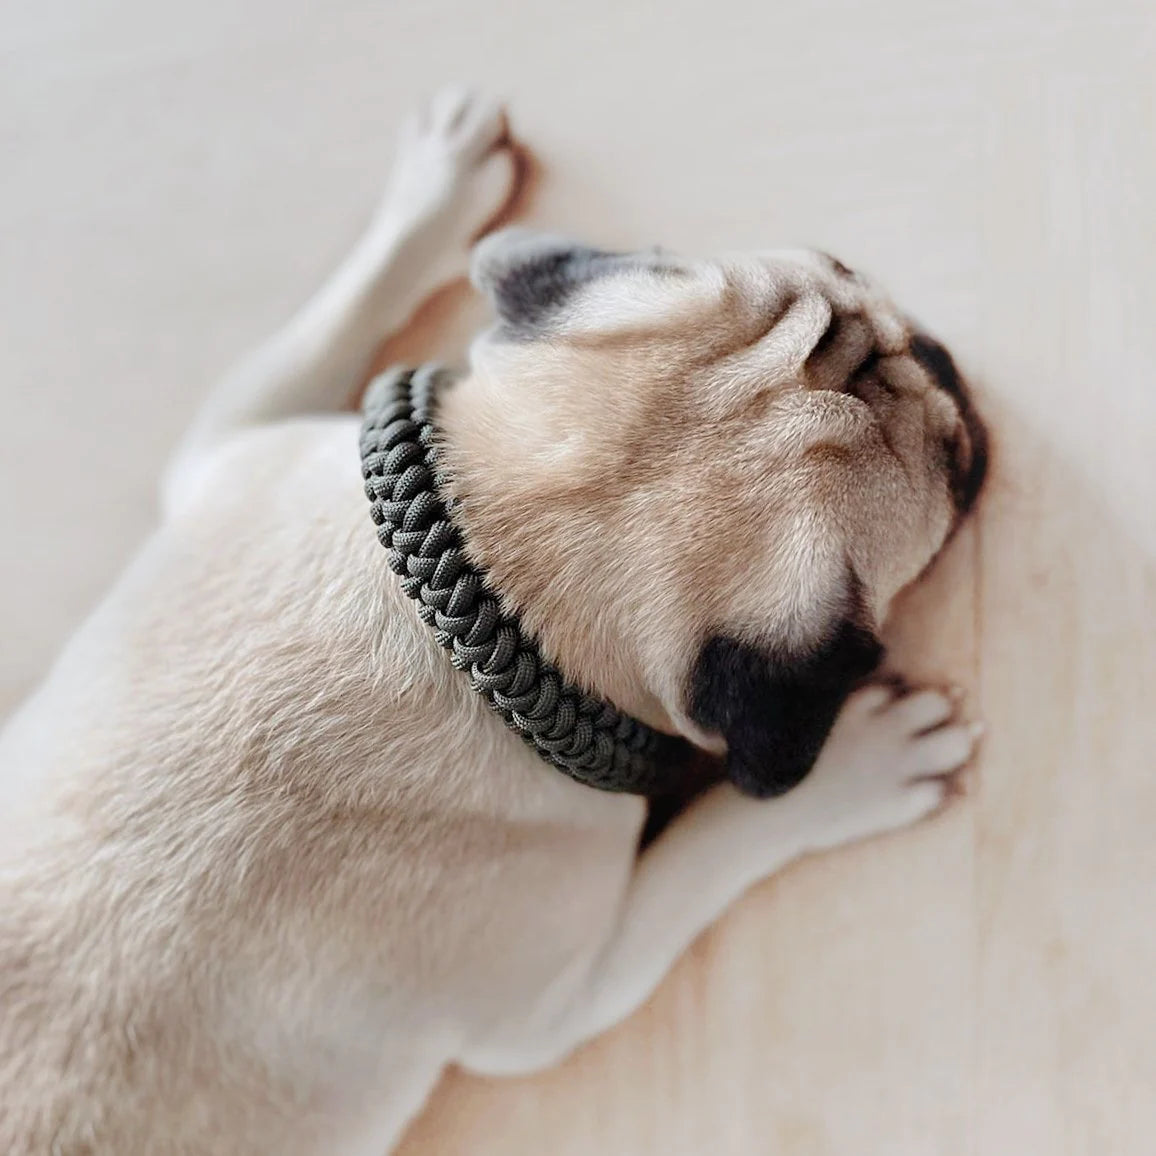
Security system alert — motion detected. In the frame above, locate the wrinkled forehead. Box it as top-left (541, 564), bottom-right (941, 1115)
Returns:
top-left (470, 227), bottom-right (882, 340)
top-left (465, 227), bottom-right (987, 522)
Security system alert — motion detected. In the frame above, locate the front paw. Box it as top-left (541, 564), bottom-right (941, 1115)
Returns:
top-left (376, 87), bottom-right (519, 250)
top-left (791, 683), bottom-right (983, 852)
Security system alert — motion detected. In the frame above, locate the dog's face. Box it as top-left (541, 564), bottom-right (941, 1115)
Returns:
top-left (443, 229), bottom-right (987, 797)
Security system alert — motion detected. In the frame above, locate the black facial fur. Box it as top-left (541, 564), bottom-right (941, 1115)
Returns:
top-left (688, 619), bottom-right (883, 798)
top-left (909, 333), bottom-right (989, 513)
top-left (909, 333), bottom-right (965, 403)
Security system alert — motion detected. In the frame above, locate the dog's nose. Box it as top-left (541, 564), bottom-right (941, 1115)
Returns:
top-left (909, 333), bottom-right (965, 403)
top-left (909, 333), bottom-right (989, 514)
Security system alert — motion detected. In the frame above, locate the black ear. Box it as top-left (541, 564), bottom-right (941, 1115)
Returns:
top-left (688, 619), bottom-right (883, 798)
top-left (472, 233), bottom-right (625, 332)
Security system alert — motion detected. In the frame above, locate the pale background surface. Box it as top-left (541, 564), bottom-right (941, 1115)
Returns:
top-left (2, 0), bottom-right (1154, 1152)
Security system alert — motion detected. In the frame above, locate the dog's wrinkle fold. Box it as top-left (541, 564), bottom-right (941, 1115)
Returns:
top-left (806, 313), bottom-right (880, 395)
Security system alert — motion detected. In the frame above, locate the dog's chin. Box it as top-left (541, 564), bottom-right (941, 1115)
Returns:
top-left (728, 761), bottom-right (812, 800)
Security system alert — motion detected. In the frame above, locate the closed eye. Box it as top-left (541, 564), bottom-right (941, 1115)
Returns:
top-left (806, 312), bottom-right (885, 395)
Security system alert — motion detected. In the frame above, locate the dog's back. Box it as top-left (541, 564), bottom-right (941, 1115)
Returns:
top-left (0, 419), bottom-right (638, 1154)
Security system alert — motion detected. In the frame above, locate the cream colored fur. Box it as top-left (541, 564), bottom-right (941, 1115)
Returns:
top-left (0, 90), bottom-right (981, 1155)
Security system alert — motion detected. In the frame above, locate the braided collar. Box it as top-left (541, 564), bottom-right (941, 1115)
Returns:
top-left (359, 363), bottom-right (677, 794)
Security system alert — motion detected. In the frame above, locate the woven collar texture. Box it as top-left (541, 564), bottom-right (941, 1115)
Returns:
top-left (359, 363), bottom-right (676, 794)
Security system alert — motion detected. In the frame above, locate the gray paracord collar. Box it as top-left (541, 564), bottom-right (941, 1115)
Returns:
top-left (359, 363), bottom-right (679, 795)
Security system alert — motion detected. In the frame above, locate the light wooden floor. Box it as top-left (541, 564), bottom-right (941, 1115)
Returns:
top-left (2, 0), bottom-right (1153, 1152)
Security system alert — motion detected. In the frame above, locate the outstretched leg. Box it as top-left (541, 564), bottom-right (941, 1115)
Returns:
top-left (164, 87), bottom-right (517, 511)
top-left (463, 684), bottom-right (981, 1075)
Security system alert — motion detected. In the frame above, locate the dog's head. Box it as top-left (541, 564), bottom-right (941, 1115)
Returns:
top-left (438, 229), bottom-right (987, 797)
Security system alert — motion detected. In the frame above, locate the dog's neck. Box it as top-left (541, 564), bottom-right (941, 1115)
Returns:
top-left (435, 373), bottom-right (686, 740)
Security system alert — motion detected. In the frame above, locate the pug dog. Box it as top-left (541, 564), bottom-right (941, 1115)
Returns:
top-left (0, 89), bottom-right (986, 1156)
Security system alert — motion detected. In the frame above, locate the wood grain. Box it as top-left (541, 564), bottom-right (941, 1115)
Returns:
top-left (1, 0), bottom-right (1152, 1150)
